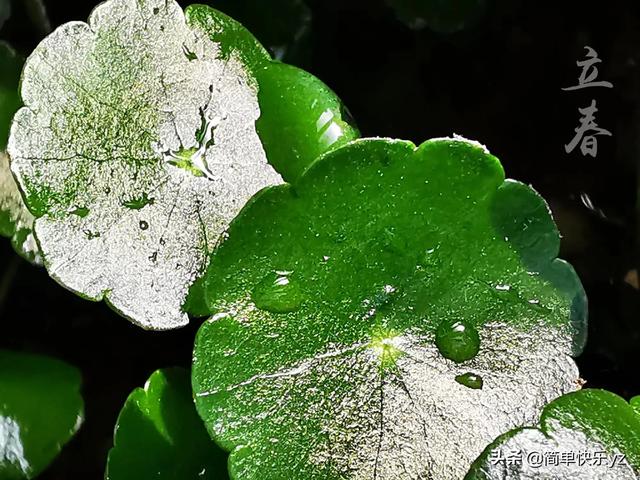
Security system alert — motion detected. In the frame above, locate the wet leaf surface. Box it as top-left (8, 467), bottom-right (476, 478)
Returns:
top-left (106, 368), bottom-right (228, 480)
top-left (0, 350), bottom-right (83, 480)
top-left (466, 389), bottom-right (640, 479)
top-left (193, 137), bottom-right (586, 479)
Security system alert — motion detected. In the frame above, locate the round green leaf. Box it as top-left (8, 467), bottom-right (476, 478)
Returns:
top-left (466, 389), bottom-right (640, 479)
top-left (106, 368), bottom-right (228, 480)
top-left (0, 350), bottom-right (84, 480)
top-left (193, 137), bottom-right (586, 479)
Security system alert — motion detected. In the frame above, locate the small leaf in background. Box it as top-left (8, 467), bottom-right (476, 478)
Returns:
top-left (193, 137), bottom-right (587, 479)
top-left (466, 389), bottom-right (640, 479)
top-left (106, 368), bottom-right (228, 480)
top-left (23, 0), bottom-right (51, 36)
top-left (0, 350), bottom-right (84, 480)
top-left (386, 0), bottom-right (486, 33)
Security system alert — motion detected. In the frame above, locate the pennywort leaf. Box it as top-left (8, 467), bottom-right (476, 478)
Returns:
top-left (192, 137), bottom-right (587, 479)
top-left (466, 389), bottom-right (640, 479)
top-left (0, 350), bottom-right (84, 480)
top-left (8, 0), bottom-right (357, 329)
top-left (9, 0), bottom-right (282, 330)
top-left (106, 368), bottom-right (228, 480)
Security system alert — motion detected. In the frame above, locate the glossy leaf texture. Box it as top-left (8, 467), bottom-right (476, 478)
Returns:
top-left (0, 350), bottom-right (84, 480)
top-left (466, 389), bottom-right (640, 479)
top-left (193, 137), bottom-right (587, 479)
top-left (8, 0), bottom-right (356, 330)
top-left (106, 368), bottom-right (228, 480)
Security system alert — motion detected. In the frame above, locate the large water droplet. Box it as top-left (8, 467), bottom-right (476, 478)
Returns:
top-left (252, 271), bottom-right (303, 313)
top-left (455, 372), bottom-right (483, 389)
top-left (435, 319), bottom-right (480, 363)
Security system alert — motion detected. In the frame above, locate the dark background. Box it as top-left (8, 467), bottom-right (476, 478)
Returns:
top-left (1, 0), bottom-right (639, 478)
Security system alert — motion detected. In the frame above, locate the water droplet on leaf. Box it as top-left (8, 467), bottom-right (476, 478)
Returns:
top-left (140, 220), bottom-right (149, 230)
top-left (252, 271), bottom-right (303, 313)
top-left (435, 319), bottom-right (480, 363)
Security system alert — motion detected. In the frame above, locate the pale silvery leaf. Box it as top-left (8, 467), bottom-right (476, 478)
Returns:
top-left (8, 0), bottom-right (283, 329)
top-left (0, 153), bottom-right (42, 264)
